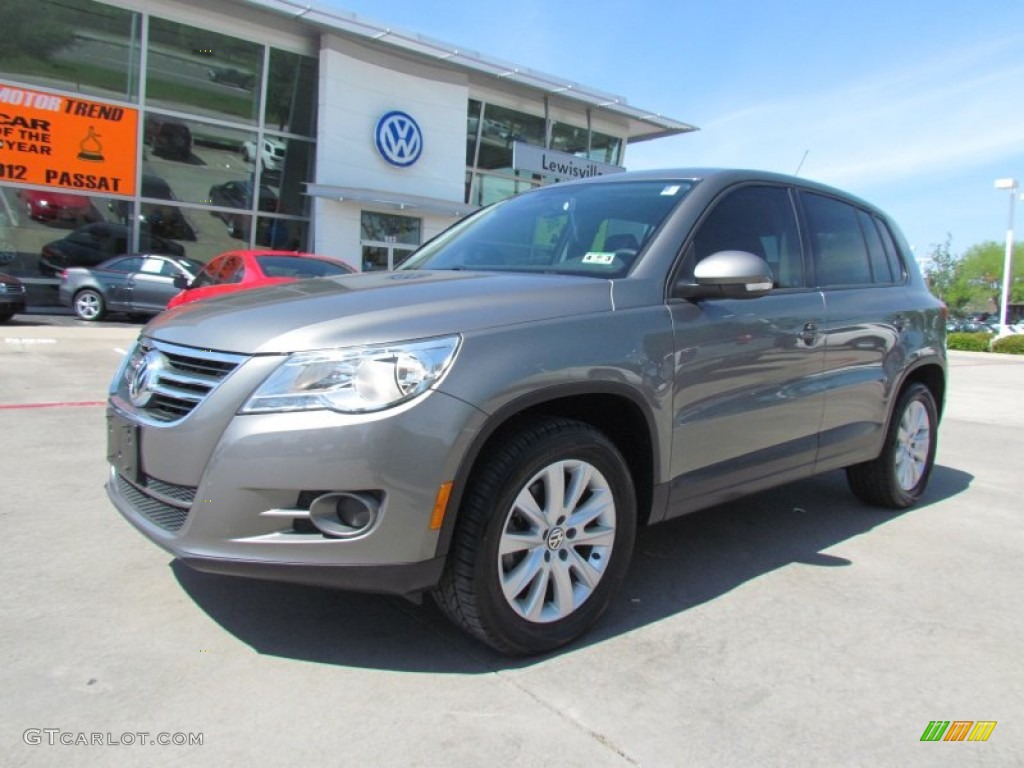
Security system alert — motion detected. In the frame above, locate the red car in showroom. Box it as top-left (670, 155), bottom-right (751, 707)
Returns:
top-left (168, 250), bottom-right (355, 308)
top-left (19, 189), bottom-right (102, 225)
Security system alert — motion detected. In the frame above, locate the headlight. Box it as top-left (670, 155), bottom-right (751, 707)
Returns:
top-left (241, 335), bottom-right (461, 414)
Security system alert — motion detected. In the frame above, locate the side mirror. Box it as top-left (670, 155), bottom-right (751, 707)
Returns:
top-left (173, 274), bottom-right (191, 290)
top-left (673, 250), bottom-right (774, 300)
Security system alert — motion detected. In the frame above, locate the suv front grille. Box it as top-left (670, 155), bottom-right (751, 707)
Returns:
top-left (121, 340), bottom-right (247, 423)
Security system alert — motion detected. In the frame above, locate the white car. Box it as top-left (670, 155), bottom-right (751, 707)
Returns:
top-left (241, 137), bottom-right (286, 172)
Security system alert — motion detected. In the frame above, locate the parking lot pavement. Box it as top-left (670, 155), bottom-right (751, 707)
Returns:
top-left (1, 339), bottom-right (1021, 767)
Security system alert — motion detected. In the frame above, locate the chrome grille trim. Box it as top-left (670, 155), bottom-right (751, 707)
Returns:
top-left (121, 340), bottom-right (247, 423)
top-left (116, 473), bottom-right (190, 533)
top-left (143, 476), bottom-right (197, 505)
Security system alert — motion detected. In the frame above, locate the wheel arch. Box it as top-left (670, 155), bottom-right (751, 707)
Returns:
top-left (435, 383), bottom-right (660, 558)
top-left (895, 358), bottom-right (946, 422)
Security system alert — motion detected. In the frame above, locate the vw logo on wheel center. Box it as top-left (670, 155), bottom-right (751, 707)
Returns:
top-left (375, 110), bottom-right (423, 167)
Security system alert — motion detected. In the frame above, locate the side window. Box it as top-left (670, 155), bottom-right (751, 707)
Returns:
top-left (139, 257), bottom-right (167, 276)
top-left (221, 257), bottom-right (245, 284)
top-left (692, 186), bottom-right (804, 288)
top-left (801, 192), bottom-right (872, 287)
top-left (857, 210), bottom-right (893, 284)
top-left (113, 257), bottom-right (145, 273)
top-left (873, 216), bottom-right (907, 283)
top-left (192, 258), bottom-right (222, 289)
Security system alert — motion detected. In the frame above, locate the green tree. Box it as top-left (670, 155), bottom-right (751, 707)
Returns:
top-left (924, 234), bottom-right (959, 306)
top-left (946, 240), bottom-right (1024, 319)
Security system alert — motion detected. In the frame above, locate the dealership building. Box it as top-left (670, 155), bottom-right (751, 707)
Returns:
top-left (0, 0), bottom-right (694, 291)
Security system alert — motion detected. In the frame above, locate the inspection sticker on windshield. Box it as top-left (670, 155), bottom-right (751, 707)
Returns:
top-left (661, 185), bottom-right (682, 196)
top-left (582, 252), bottom-right (616, 265)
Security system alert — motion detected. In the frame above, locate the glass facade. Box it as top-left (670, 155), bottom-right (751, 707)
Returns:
top-left (0, 0), bottom-right (632, 308)
top-left (464, 99), bottom-right (624, 208)
top-left (0, 0), bottom-right (317, 302)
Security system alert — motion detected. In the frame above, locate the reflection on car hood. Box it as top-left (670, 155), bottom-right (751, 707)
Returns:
top-left (144, 270), bottom-right (616, 354)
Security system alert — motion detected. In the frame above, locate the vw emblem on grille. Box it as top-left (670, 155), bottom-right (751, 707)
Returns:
top-left (129, 349), bottom-right (168, 408)
top-left (374, 110), bottom-right (423, 167)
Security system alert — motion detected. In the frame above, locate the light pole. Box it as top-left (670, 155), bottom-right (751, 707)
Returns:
top-left (994, 178), bottom-right (1018, 336)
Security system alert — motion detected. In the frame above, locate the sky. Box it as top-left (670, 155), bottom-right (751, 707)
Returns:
top-left (320, 0), bottom-right (1024, 265)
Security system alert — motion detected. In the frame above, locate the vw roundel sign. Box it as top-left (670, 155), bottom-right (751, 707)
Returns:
top-left (375, 110), bottom-right (423, 167)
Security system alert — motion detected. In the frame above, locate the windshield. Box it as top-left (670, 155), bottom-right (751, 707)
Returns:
top-left (402, 180), bottom-right (695, 278)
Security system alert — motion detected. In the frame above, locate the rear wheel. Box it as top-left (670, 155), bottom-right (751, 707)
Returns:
top-left (434, 417), bottom-right (636, 655)
top-left (73, 289), bottom-right (106, 321)
top-left (846, 383), bottom-right (938, 508)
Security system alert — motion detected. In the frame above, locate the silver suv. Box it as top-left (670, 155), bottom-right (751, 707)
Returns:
top-left (107, 169), bottom-right (947, 654)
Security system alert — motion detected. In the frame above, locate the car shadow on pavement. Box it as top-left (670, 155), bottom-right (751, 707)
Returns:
top-left (171, 465), bottom-right (972, 673)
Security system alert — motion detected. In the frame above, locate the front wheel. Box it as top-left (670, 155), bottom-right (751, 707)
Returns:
top-left (73, 289), bottom-right (106, 321)
top-left (846, 383), bottom-right (938, 508)
top-left (434, 417), bottom-right (636, 655)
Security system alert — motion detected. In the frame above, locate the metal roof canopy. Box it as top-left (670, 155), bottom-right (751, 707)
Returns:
top-left (238, 0), bottom-right (698, 142)
top-left (305, 183), bottom-right (478, 216)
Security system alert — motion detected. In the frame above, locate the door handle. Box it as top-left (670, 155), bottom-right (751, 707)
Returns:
top-left (799, 322), bottom-right (818, 346)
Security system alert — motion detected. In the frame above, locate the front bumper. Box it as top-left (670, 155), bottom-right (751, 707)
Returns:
top-left (107, 370), bottom-right (484, 595)
top-left (0, 295), bottom-right (26, 314)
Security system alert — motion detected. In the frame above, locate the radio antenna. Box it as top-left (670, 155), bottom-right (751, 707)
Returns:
top-left (794, 150), bottom-right (809, 176)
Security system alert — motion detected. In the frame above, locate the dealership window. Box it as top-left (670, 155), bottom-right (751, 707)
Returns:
top-left (0, 0), bottom-right (318, 293)
top-left (0, 0), bottom-right (141, 102)
top-left (466, 99), bottom-right (483, 166)
top-left (360, 212), bottom-right (422, 272)
top-left (146, 19), bottom-right (262, 124)
top-left (551, 122), bottom-right (588, 155)
top-left (588, 130), bottom-right (622, 165)
top-left (465, 100), bottom-right (625, 208)
top-left (265, 49), bottom-right (317, 136)
top-left (475, 104), bottom-right (545, 172)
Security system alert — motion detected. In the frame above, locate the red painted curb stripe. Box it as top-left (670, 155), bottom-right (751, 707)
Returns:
top-left (0, 401), bottom-right (107, 410)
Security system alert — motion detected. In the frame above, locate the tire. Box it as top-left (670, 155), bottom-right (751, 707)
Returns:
top-left (0, 311), bottom-right (13, 324)
top-left (433, 417), bottom-right (636, 655)
top-left (846, 383), bottom-right (938, 509)
top-left (73, 289), bottom-right (106, 321)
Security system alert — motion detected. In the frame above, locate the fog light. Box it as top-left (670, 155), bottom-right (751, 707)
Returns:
top-left (308, 492), bottom-right (380, 538)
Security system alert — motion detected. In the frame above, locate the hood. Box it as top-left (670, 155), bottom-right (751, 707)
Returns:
top-left (143, 270), bottom-right (615, 354)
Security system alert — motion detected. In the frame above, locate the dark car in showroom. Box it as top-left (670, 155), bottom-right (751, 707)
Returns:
top-left (206, 66), bottom-right (255, 89)
top-left (107, 168), bottom-right (947, 655)
top-left (144, 115), bottom-right (192, 161)
top-left (39, 222), bottom-right (186, 276)
top-left (111, 174), bottom-right (197, 242)
top-left (0, 271), bottom-right (27, 322)
top-left (208, 179), bottom-right (278, 239)
top-left (60, 254), bottom-right (203, 321)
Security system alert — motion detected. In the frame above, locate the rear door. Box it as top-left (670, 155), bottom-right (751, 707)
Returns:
top-left (666, 184), bottom-right (827, 515)
top-left (799, 191), bottom-right (910, 469)
top-left (97, 256), bottom-right (142, 310)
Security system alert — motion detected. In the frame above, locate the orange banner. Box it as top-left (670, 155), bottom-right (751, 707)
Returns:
top-left (0, 81), bottom-right (138, 196)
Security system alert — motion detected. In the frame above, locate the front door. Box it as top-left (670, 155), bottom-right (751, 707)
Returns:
top-left (666, 184), bottom-right (827, 516)
top-left (360, 211), bottom-right (421, 272)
